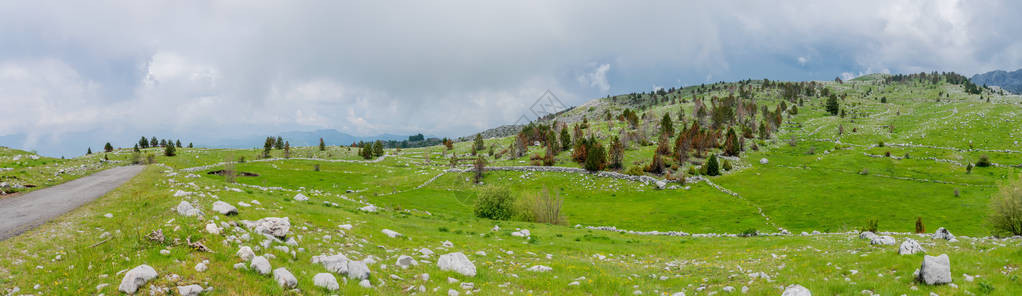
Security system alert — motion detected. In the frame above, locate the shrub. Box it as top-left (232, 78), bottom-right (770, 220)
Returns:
top-left (861, 218), bottom-right (879, 233)
top-left (966, 163), bottom-right (974, 174)
top-left (314, 164), bottom-right (320, 172)
top-left (515, 187), bottom-right (565, 225)
top-left (130, 152), bottom-right (142, 165)
top-left (915, 217), bottom-right (925, 233)
top-left (702, 154), bottom-right (720, 176)
top-left (145, 154), bottom-right (155, 164)
top-left (624, 165), bottom-right (644, 176)
top-left (721, 159), bottom-right (733, 171)
top-left (989, 176), bottom-right (1022, 236)
top-left (739, 228), bottom-right (758, 237)
top-left (976, 155), bottom-right (992, 167)
top-left (473, 186), bottom-right (514, 220)
top-left (877, 141), bottom-right (885, 147)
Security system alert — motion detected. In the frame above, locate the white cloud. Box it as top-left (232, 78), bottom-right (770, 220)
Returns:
top-left (577, 63), bottom-right (611, 93)
top-left (797, 56), bottom-right (809, 66)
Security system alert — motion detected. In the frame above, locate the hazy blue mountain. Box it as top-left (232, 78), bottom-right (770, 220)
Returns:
top-left (971, 69), bottom-right (1022, 94)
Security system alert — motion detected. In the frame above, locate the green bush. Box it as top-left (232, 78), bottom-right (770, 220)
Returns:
top-left (976, 155), bottom-right (992, 167)
top-left (861, 218), bottom-right (879, 233)
top-left (624, 165), bottom-right (645, 176)
top-left (989, 176), bottom-right (1022, 236)
top-left (703, 154), bottom-right (720, 176)
top-left (515, 187), bottom-right (565, 225)
top-left (473, 186), bottom-right (514, 220)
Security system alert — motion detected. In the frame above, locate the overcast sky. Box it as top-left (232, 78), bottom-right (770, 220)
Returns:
top-left (3, 0), bottom-right (1022, 155)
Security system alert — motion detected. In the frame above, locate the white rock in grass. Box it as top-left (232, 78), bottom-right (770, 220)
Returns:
top-left (396, 255), bottom-right (418, 269)
top-left (781, 284), bottom-right (811, 296)
top-left (205, 222), bottom-right (221, 235)
top-left (932, 227), bottom-right (957, 242)
top-left (176, 201), bottom-right (202, 217)
top-left (233, 263), bottom-right (247, 270)
top-left (314, 273), bottom-right (339, 291)
top-left (104, 213), bottom-right (113, 218)
top-left (273, 268), bottom-right (298, 288)
top-left (360, 205), bottom-right (378, 212)
top-left (250, 256), bottom-right (271, 275)
top-left (448, 289), bottom-right (460, 296)
top-left (347, 260), bottom-right (371, 280)
top-left (437, 252), bottom-right (476, 277)
top-left (381, 229), bottom-right (401, 238)
top-left (312, 254), bottom-right (350, 274)
top-left (870, 236), bottom-right (896, 246)
top-left (526, 265), bottom-right (552, 272)
top-left (249, 217), bottom-right (291, 239)
top-left (858, 231), bottom-right (877, 240)
top-left (237, 246), bottom-right (255, 261)
top-left (899, 238), bottom-right (925, 255)
top-left (177, 284), bottom-right (203, 296)
top-left (118, 264), bottom-right (158, 294)
top-left (173, 190), bottom-right (192, 197)
top-left (293, 193), bottom-right (309, 201)
top-left (419, 248), bottom-right (434, 256)
top-left (759, 158), bottom-right (768, 164)
top-left (359, 279), bottom-right (372, 288)
top-left (917, 254), bottom-right (952, 285)
top-left (511, 229), bottom-right (531, 237)
top-left (212, 201), bottom-right (238, 215)
top-left (194, 262), bottom-right (207, 272)
top-left (338, 224), bottom-right (353, 230)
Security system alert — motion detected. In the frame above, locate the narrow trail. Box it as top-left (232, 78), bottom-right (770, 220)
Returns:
top-left (701, 178), bottom-right (781, 231)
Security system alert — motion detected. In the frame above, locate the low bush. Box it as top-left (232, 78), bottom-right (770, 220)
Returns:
top-left (915, 217), bottom-right (925, 233)
top-left (976, 155), bottom-right (992, 167)
top-left (861, 218), bottom-right (879, 233)
top-left (515, 187), bottom-right (565, 225)
top-left (473, 186), bottom-right (514, 220)
top-left (990, 176), bottom-right (1022, 236)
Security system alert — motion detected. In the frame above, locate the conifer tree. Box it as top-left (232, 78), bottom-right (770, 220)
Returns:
top-left (723, 127), bottom-right (742, 157)
top-left (660, 113), bottom-right (674, 136)
top-left (164, 142), bottom-right (176, 156)
top-left (473, 134), bottom-right (485, 152)
top-left (87, 147), bottom-right (92, 155)
top-left (560, 128), bottom-right (571, 150)
top-left (284, 141), bottom-right (291, 158)
top-left (373, 140), bottom-right (384, 157)
top-left (139, 136), bottom-right (149, 149)
top-left (275, 136), bottom-right (284, 149)
top-left (104, 142), bottom-right (114, 153)
top-left (703, 154), bottom-right (720, 176)
top-left (175, 140), bottom-right (182, 148)
top-left (151, 137), bottom-right (158, 147)
top-left (319, 137), bottom-right (326, 151)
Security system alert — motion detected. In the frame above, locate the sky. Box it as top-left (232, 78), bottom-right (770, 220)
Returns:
top-left (3, 0), bottom-right (1022, 156)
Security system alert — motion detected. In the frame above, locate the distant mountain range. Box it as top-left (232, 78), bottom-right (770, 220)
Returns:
top-left (971, 69), bottom-right (1022, 94)
top-left (0, 129), bottom-right (435, 158)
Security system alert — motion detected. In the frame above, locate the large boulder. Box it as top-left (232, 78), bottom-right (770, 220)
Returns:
top-left (248, 217), bottom-right (291, 239)
top-left (313, 273), bottom-right (340, 291)
top-left (438, 252), bottom-right (476, 277)
top-left (312, 254), bottom-right (350, 274)
top-left (273, 268), bottom-right (298, 288)
top-left (176, 201), bottom-right (202, 217)
top-left (899, 238), bottom-right (925, 255)
top-left (237, 246), bottom-right (255, 261)
top-left (781, 284), bottom-right (811, 296)
top-left (932, 227), bottom-right (957, 242)
top-left (917, 254), bottom-right (952, 285)
top-left (212, 201), bottom-right (238, 215)
top-left (251, 256), bottom-right (272, 275)
top-left (118, 264), bottom-right (158, 294)
top-left (347, 260), bottom-right (371, 280)
top-left (870, 235), bottom-right (896, 246)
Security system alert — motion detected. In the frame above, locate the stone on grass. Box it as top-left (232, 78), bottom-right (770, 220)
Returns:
top-left (250, 256), bottom-right (271, 275)
top-left (511, 229), bottom-right (531, 237)
top-left (176, 284), bottom-right (203, 296)
top-left (932, 227), bottom-right (957, 242)
top-left (273, 268), bottom-right (298, 288)
top-left (437, 252), bottom-right (476, 277)
top-left (359, 279), bottom-right (372, 288)
top-left (448, 288), bottom-right (460, 296)
top-left (312, 254), bottom-right (350, 274)
top-left (396, 255), bottom-right (418, 268)
top-left (381, 229), bottom-right (401, 238)
top-left (249, 217), bottom-right (291, 239)
top-left (118, 264), bottom-right (158, 294)
top-left (313, 273), bottom-right (339, 291)
top-left (870, 236), bottom-right (896, 246)
top-left (759, 158), bottom-right (768, 164)
top-left (360, 205), bottom-right (378, 212)
top-left (526, 265), bottom-right (552, 272)
top-left (899, 238), bottom-right (925, 255)
top-left (293, 193), bottom-right (309, 201)
top-left (419, 248), bottom-right (434, 256)
top-left (194, 262), bottom-right (207, 272)
top-left (858, 231), bottom-right (877, 240)
top-left (205, 222), bottom-right (221, 235)
top-left (917, 254), bottom-right (952, 285)
top-left (211, 201), bottom-right (238, 215)
top-left (347, 260), bottom-right (371, 280)
top-left (237, 246), bottom-right (255, 261)
top-left (781, 284), bottom-right (811, 296)
top-left (176, 201), bottom-right (202, 217)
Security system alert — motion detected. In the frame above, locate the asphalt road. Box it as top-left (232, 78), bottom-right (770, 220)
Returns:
top-left (0, 165), bottom-right (144, 241)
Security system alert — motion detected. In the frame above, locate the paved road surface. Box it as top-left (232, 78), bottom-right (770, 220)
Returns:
top-left (0, 165), bottom-right (144, 241)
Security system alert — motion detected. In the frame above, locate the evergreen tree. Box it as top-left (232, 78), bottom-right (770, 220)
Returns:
top-left (283, 141), bottom-right (291, 158)
top-left (703, 154), bottom-right (720, 176)
top-left (159, 139), bottom-right (167, 147)
top-left (583, 137), bottom-right (606, 171)
top-left (188, 143), bottom-right (193, 148)
top-left (826, 94), bottom-right (840, 115)
top-left (546, 131), bottom-right (559, 154)
top-left (263, 137), bottom-right (273, 158)
top-left (723, 127), bottom-right (741, 157)
top-left (319, 137), bottom-right (326, 151)
top-left (275, 136), bottom-right (284, 149)
top-left (139, 136), bottom-right (149, 149)
top-left (87, 147), bottom-right (92, 155)
top-left (660, 113), bottom-right (674, 136)
top-left (373, 140), bottom-right (384, 157)
top-left (608, 136), bottom-right (624, 169)
top-left (133, 144), bottom-right (140, 152)
top-left (175, 140), bottom-right (182, 148)
top-left (151, 137), bottom-right (158, 147)
top-left (560, 128), bottom-right (571, 151)
top-left (164, 142), bottom-right (176, 156)
top-left (104, 142), bottom-right (114, 153)
top-left (473, 134), bottom-right (485, 152)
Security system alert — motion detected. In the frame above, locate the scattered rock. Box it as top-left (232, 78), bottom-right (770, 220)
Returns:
top-left (381, 229), bottom-right (402, 238)
top-left (858, 231), bottom-right (877, 240)
top-left (899, 238), bottom-right (925, 255)
top-left (870, 236), bottom-right (896, 246)
top-left (437, 252), bottom-right (476, 277)
top-left (358, 279), bottom-right (372, 288)
top-left (194, 262), bottom-right (207, 272)
top-left (312, 254), bottom-right (350, 274)
top-left (360, 205), bottom-right (378, 212)
top-left (313, 273), bottom-right (339, 291)
top-left (511, 229), bottom-right (531, 237)
top-left (118, 264), bottom-right (158, 294)
top-left (176, 284), bottom-right (203, 296)
top-left (932, 227), bottom-right (957, 242)
top-left (250, 256), bottom-right (271, 275)
top-left (211, 201), bottom-right (238, 216)
top-left (918, 254), bottom-right (952, 285)
top-left (347, 260), bottom-right (371, 280)
top-left (527, 265), bottom-right (552, 272)
top-left (760, 158), bottom-right (769, 164)
top-left (176, 201), bottom-right (202, 217)
top-left (293, 193), bottom-right (309, 201)
top-left (104, 213), bottom-right (113, 218)
top-left (396, 255), bottom-right (418, 268)
top-left (247, 217), bottom-right (291, 239)
top-left (781, 284), bottom-right (811, 296)
top-left (273, 268), bottom-right (298, 288)
top-left (205, 222), bottom-right (221, 235)
top-left (237, 246), bottom-right (255, 261)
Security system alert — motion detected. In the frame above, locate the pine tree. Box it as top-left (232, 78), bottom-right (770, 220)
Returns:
top-left (608, 136), bottom-right (624, 169)
top-left (560, 128), bottom-right (571, 151)
top-left (373, 140), bottom-right (384, 157)
top-left (723, 127), bottom-right (741, 157)
top-left (104, 142), bottom-right (114, 153)
top-left (319, 137), bottom-right (326, 151)
top-left (660, 113), bottom-right (674, 136)
top-left (133, 144), bottom-right (140, 152)
top-left (139, 136), bottom-right (149, 149)
top-left (275, 136), bottom-right (284, 149)
top-left (164, 142), bottom-right (176, 156)
top-left (703, 154), bottom-right (720, 176)
top-left (263, 137), bottom-right (273, 158)
top-left (175, 140), bottom-right (182, 148)
top-left (583, 137), bottom-right (606, 171)
top-left (473, 134), bottom-right (485, 152)
top-left (151, 137), bottom-right (158, 147)
top-left (188, 143), bottom-right (193, 148)
top-left (826, 94), bottom-right (840, 115)
top-left (87, 147), bottom-right (92, 155)
top-left (283, 141), bottom-right (291, 158)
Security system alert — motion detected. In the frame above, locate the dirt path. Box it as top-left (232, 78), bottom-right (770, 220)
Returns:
top-left (0, 165), bottom-right (144, 241)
